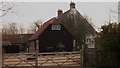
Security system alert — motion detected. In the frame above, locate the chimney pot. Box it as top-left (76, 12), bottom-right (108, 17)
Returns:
top-left (70, 2), bottom-right (75, 9)
top-left (57, 9), bottom-right (63, 17)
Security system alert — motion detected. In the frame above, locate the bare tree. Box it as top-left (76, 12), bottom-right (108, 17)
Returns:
top-left (27, 23), bottom-right (37, 34)
top-left (34, 20), bottom-right (42, 29)
top-left (18, 24), bottom-right (25, 34)
top-left (2, 24), bottom-right (8, 34)
top-left (27, 20), bottom-right (42, 34)
top-left (8, 23), bottom-right (18, 34)
top-left (0, 2), bottom-right (15, 17)
top-left (2, 23), bottom-right (27, 34)
top-left (2, 20), bottom-right (43, 34)
top-left (2, 23), bottom-right (18, 34)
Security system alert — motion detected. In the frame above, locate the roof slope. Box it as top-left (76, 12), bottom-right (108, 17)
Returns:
top-left (2, 34), bottom-right (32, 46)
top-left (59, 8), bottom-right (96, 38)
top-left (29, 17), bottom-right (60, 41)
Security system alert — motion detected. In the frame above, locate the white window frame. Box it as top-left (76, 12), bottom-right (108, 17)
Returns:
top-left (51, 24), bottom-right (61, 30)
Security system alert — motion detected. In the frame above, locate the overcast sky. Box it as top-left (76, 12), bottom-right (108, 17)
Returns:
top-left (0, 1), bottom-right (119, 68)
top-left (2, 2), bottom-right (118, 29)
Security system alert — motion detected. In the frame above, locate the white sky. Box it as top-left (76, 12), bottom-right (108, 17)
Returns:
top-left (1, 1), bottom-right (118, 29)
top-left (2, 0), bottom-right (120, 2)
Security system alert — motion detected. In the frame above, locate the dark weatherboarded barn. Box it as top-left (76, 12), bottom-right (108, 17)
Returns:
top-left (29, 18), bottom-right (74, 52)
top-left (29, 2), bottom-right (96, 53)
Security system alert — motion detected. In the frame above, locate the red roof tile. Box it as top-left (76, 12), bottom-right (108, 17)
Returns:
top-left (29, 17), bottom-right (60, 41)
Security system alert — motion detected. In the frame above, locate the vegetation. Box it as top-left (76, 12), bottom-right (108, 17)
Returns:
top-left (0, 2), bottom-right (15, 17)
top-left (97, 23), bottom-right (120, 66)
top-left (2, 21), bottom-right (42, 34)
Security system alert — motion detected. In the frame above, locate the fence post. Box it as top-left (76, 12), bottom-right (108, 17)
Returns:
top-left (0, 33), bottom-right (2, 68)
top-left (81, 43), bottom-right (85, 66)
top-left (34, 40), bottom-right (38, 68)
top-left (1, 50), bottom-right (3, 67)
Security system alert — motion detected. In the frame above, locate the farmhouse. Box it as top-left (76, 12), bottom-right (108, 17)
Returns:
top-left (29, 2), bottom-right (96, 53)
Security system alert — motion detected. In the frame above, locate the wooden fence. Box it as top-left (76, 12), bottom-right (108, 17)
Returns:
top-left (2, 52), bottom-right (81, 67)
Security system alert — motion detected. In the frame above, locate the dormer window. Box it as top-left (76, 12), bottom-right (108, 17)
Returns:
top-left (51, 24), bottom-right (61, 30)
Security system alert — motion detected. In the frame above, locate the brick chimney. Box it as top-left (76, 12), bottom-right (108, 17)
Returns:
top-left (70, 2), bottom-right (75, 9)
top-left (57, 9), bottom-right (63, 17)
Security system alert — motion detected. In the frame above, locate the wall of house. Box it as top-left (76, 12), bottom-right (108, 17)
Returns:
top-left (38, 24), bottom-right (74, 52)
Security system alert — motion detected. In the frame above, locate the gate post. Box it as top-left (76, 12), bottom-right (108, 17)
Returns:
top-left (83, 35), bottom-right (97, 67)
top-left (82, 45), bottom-right (97, 67)
top-left (81, 44), bottom-right (84, 66)
top-left (34, 40), bottom-right (38, 68)
top-left (84, 48), bottom-right (97, 66)
top-left (81, 41), bottom-right (86, 66)
top-left (0, 33), bottom-right (2, 68)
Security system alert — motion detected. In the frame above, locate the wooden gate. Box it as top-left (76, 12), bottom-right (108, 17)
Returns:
top-left (2, 52), bottom-right (81, 67)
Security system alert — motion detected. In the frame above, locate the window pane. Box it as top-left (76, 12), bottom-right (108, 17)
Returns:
top-left (51, 24), bottom-right (61, 30)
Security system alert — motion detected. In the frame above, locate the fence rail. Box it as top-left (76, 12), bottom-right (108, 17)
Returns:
top-left (2, 52), bottom-right (81, 67)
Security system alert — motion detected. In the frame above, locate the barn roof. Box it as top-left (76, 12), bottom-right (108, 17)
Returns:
top-left (59, 8), bottom-right (96, 37)
top-left (2, 34), bottom-right (32, 46)
top-left (29, 17), bottom-right (60, 41)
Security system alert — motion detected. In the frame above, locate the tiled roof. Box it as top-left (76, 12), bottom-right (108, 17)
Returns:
top-left (29, 17), bottom-right (60, 41)
top-left (2, 34), bottom-right (32, 46)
